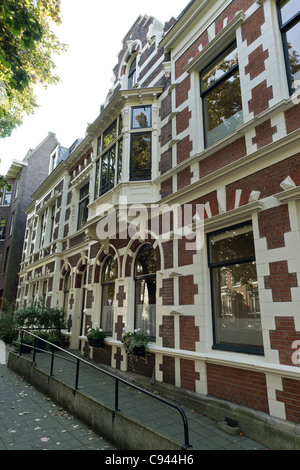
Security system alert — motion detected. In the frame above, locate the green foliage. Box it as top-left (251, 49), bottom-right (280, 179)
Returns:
top-left (0, 299), bottom-right (17, 344)
top-left (14, 300), bottom-right (66, 330)
top-left (121, 329), bottom-right (150, 354)
top-left (87, 327), bottom-right (107, 340)
top-left (0, 0), bottom-right (67, 137)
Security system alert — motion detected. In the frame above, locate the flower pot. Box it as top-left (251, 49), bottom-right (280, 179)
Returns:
top-left (133, 346), bottom-right (146, 357)
top-left (88, 338), bottom-right (104, 348)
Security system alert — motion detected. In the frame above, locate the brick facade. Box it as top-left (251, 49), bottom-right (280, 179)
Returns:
top-left (16, 0), bottom-right (300, 428)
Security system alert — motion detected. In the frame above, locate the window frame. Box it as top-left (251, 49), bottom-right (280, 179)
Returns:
top-left (128, 56), bottom-right (137, 89)
top-left (0, 217), bottom-right (7, 241)
top-left (134, 244), bottom-right (157, 341)
top-left (277, 0), bottom-right (300, 95)
top-left (77, 182), bottom-right (90, 230)
top-left (100, 256), bottom-right (116, 336)
top-left (200, 41), bottom-right (243, 148)
top-left (95, 116), bottom-right (123, 199)
top-left (207, 222), bottom-right (264, 356)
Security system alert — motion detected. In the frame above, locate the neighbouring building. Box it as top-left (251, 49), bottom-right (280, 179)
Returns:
top-left (0, 132), bottom-right (61, 307)
top-left (17, 0), bottom-right (300, 430)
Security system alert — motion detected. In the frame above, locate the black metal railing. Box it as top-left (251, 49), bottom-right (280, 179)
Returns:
top-left (16, 329), bottom-right (192, 450)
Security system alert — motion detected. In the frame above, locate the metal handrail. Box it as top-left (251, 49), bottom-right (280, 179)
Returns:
top-left (17, 329), bottom-right (192, 450)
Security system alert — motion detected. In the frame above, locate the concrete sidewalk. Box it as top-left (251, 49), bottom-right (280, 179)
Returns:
top-left (0, 341), bottom-right (116, 450)
top-left (6, 343), bottom-right (271, 451)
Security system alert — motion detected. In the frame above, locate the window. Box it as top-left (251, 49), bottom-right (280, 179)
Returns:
top-left (39, 213), bottom-right (45, 249)
top-left (0, 186), bottom-right (12, 206)
top-left (278, 0), bottom-right (300, 94)
top-left (208, 223), bottom-right (263, 354)
top-left (2, 246), bottom-right (9, 274)
top-left (9, 211), bottom-right (15, 237)
top-left (95, 117), bottom-right (123, 198)
top-left (130, 105), bottom-right (152, 181)
top-left (134, 244), bottom-right (157, 340)
top-left (128, 56), bottom-right (137, 89)
top-left (101, 256), bottom-right (116, 335)
top-left (0, 218), bottom-right (7, 240)
top-left (78, 183), bottom-right (89, 230)
top-left (50, 205), bottom-right (56, 243)
top-left (200, 43), bottom-right (243, 147)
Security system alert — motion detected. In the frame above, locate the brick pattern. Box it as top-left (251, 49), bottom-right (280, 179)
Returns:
top-left (177, 136), bottom-right (193, 164)
top-left (285, 104), bottom-right (300, 134)
top-left (241, 5), bottom-right (265, 46)
top-left (199, 137), bottom-right (246, 178)
top-left (159, 356), bottom-right (175, 385)
top-left (252, 119), bottom-right (277, 149)
top-left (159, 316), bottom-right (175, 348)
top-left (245, 45), bottom-right (269, 80)
top-left (180, 359), bottom-right (200, 392)
top-left (159, 278), bottom-right (174, 306)
top-left (258, 205), bottom-right (291, 249)
top-left (248, 80), bottom-right (273, 116)
top-left (177, 166), bottom-right (193, 191)
top-left (264, 261), bottom-right (298, 302)
top-left (179, 275), bottom-right (198, 305)
top-left (276, 378), bottom-right (300, 423)
top-left (207, 364), bottom-right (269, 413)
top-left (270, 317), bottom-right (300, 366)
top-left (179, 316), bottom-right (199, 351)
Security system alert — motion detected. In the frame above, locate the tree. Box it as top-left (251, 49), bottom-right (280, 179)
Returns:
top-left (0, 0), bottom-right (67, 138)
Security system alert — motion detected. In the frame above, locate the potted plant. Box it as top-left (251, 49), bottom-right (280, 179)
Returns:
top-left (87, 327), bottom-right (106, 348)
top-left (121, 328), bottom-right (150, 358)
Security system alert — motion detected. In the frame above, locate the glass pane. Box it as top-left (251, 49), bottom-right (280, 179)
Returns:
top-left (80, 183), bottom-right (89, 201)
top-left (285, 22), bottom-right (300, 92)
top-left (135, 278), bottom-right (156, 338)
top-left (202, 46), bottom-right (238, 92)
top-left (101, 283), bottom-right (115, 335)
top-left (3, 187), bottom-right (12, 205)
top-left (280, 0), bottom-right (299, 25)
top-left (204, 69), bottom-right (243, 146)
top-left (100, 154), bottom-right (108, 194)
top-left (135, 245), bottom-right (157, 276)
top-left (94, 160), bottom-right (100, 198)
top-left (130, 133), bottom-right (151, 180)
top-left (132, 106), bottom-right (152, 129)
top-left (0, 218), bottom-right (7, 240)
top-left (117, 140), bottom-right (123, 183)
top-left (128, 57), bottom-right (136, 89)
top-left (212, 262), bottom-right (263, 349)
top-left (102, 121), bottom-right (117, 150)
top-left (102, 257), bottom-right (116, 282)
top-left (209, 224), bottom-right (254, 264)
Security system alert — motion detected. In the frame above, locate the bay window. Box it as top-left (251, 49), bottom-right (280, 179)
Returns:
top-left (95, 116), bottom-right (123, 198)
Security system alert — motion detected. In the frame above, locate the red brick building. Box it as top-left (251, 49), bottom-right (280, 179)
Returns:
top-left (17, 0), bottom-right (300, 429)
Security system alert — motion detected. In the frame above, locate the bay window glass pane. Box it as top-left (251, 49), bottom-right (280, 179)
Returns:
top-left (204, 69), bottom-right (243, 146)
top-left (285, 22), bottom-right (300, 92)
top-left (102, 121), bottom-right (117, 150)
top-left (117, 140), bottom-right (123, 183)
top-left (130, 133), bottom-right (151, 180)
top-left (132, 106), bottom-right (152, 129)
top-left (280, 0), bottom-right (299, 25)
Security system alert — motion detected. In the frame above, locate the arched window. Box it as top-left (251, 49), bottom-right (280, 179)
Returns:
top-left (63, 272), bottom-right (71, 314)
top-left (101, 256), bottom-right (116, 335)
top-left (128, 56), bottom-right (137, 89)
top-left (134, 244), bottom-right (157, 340)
